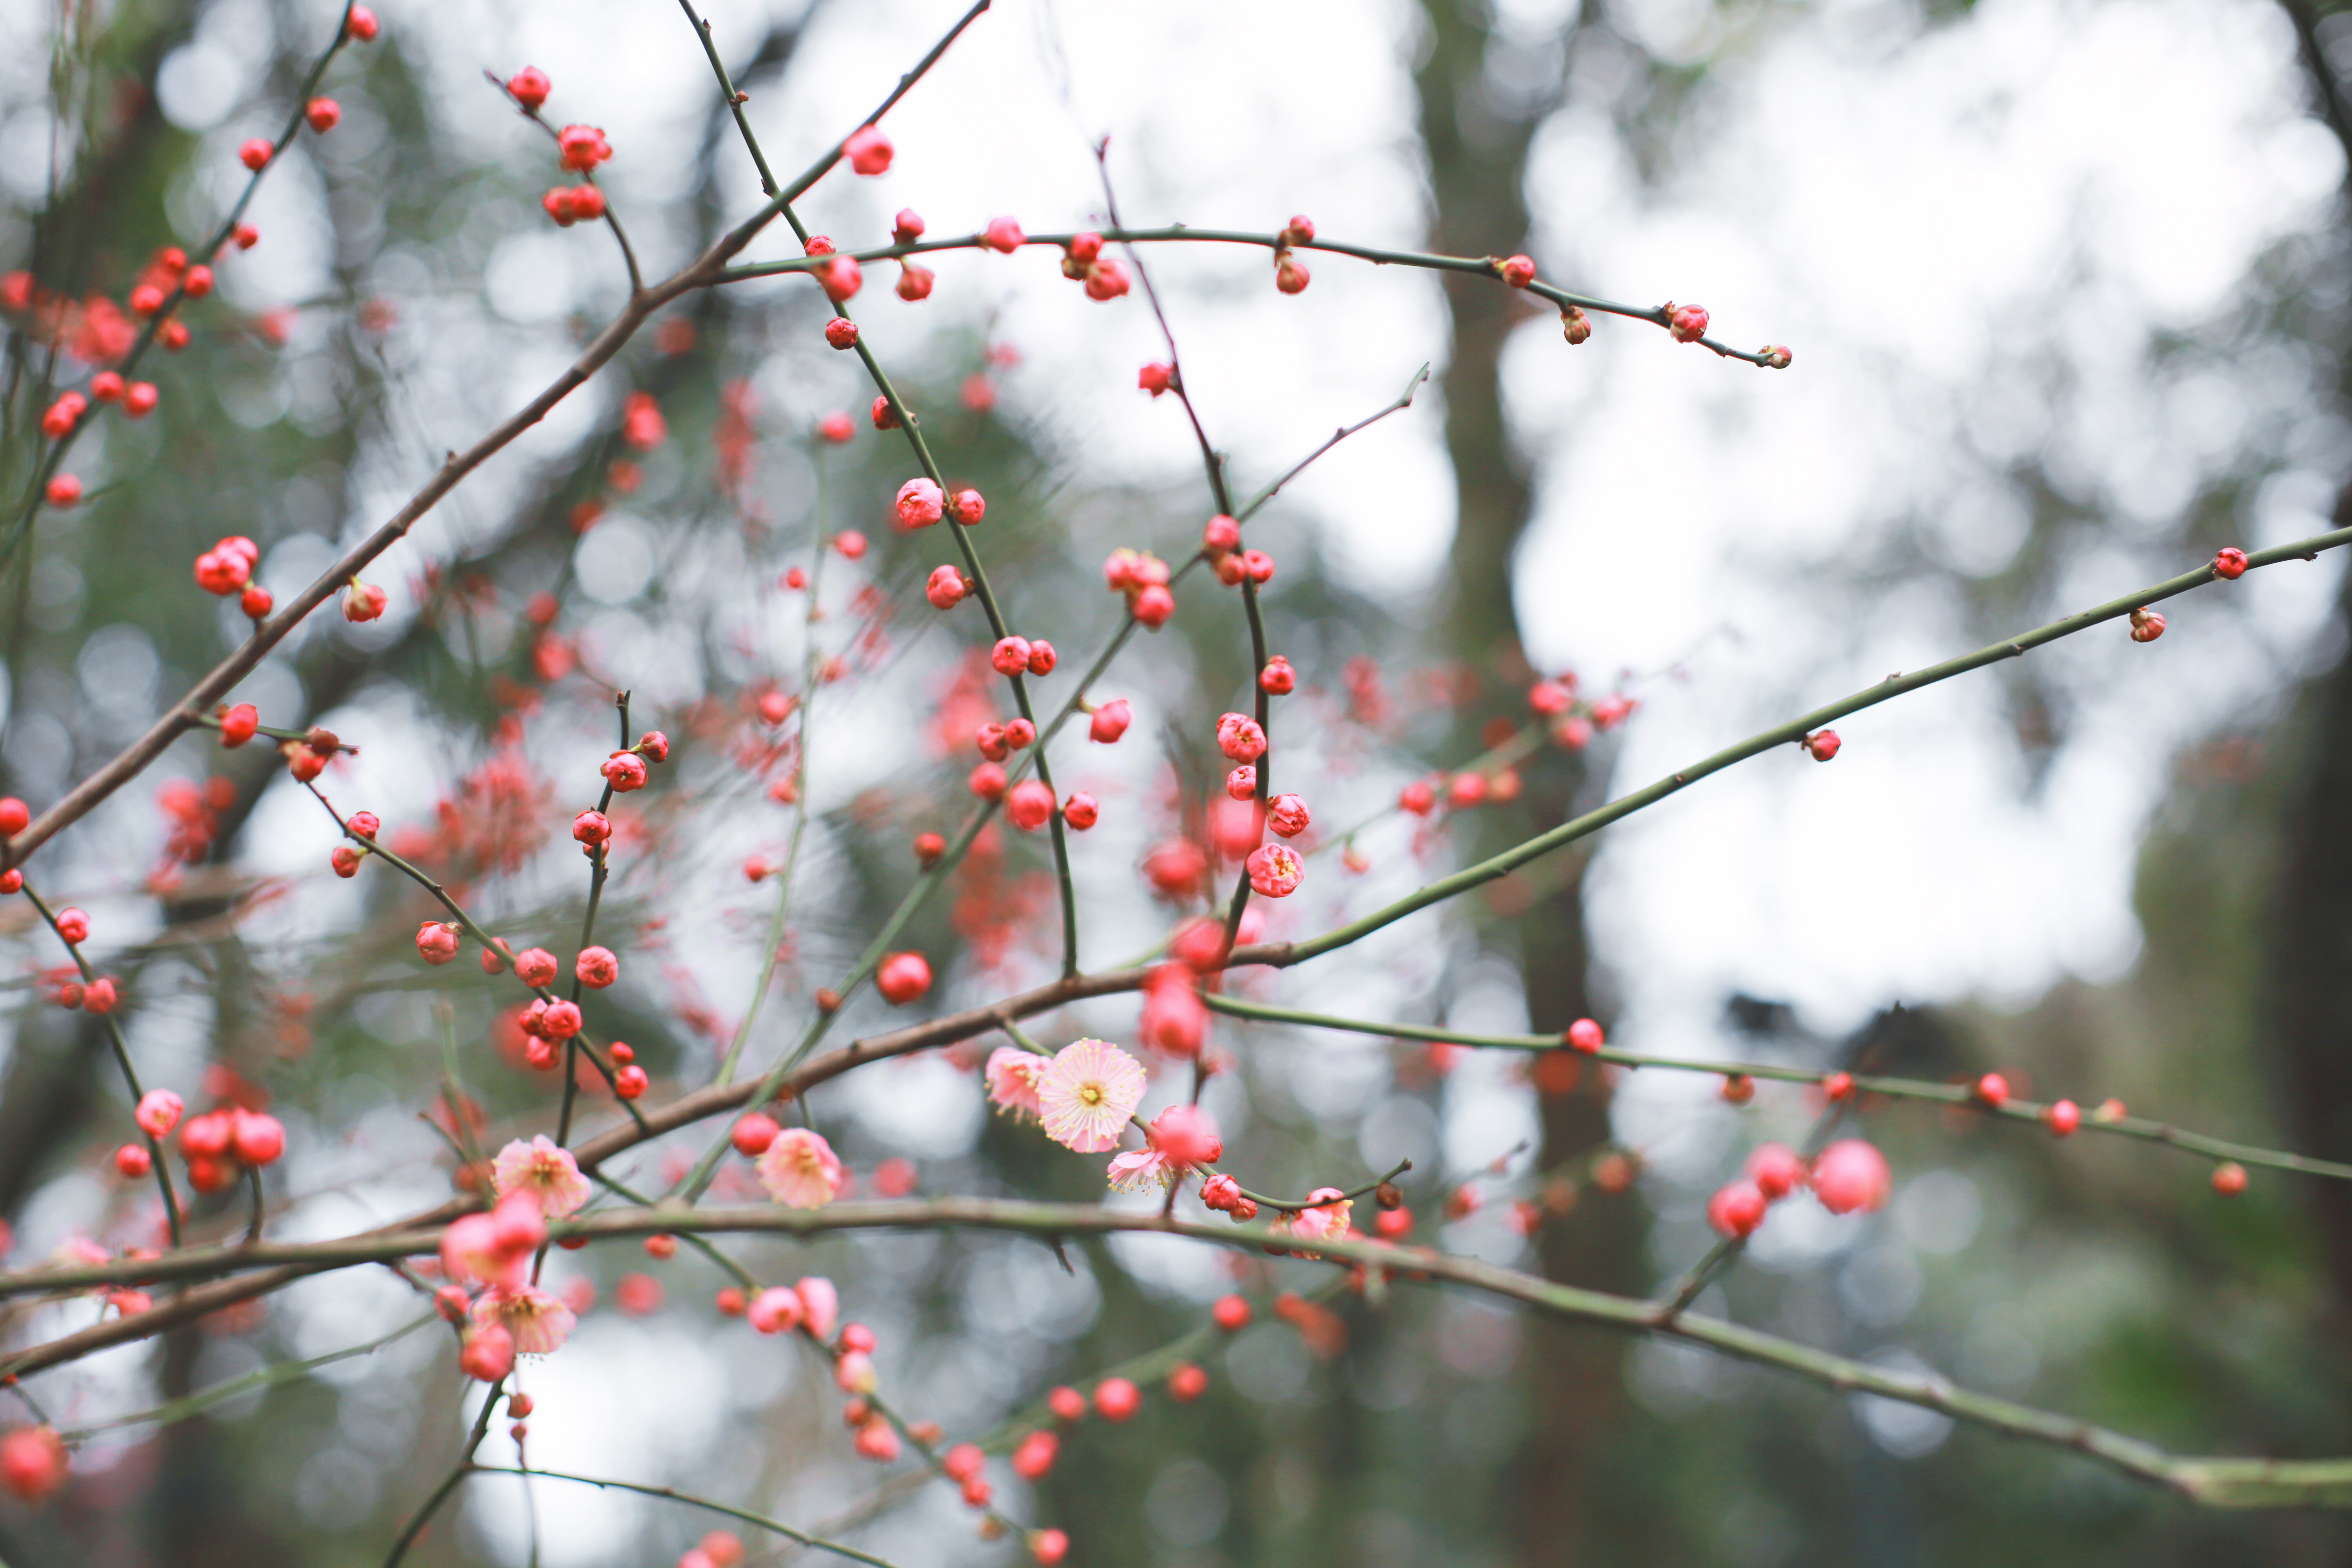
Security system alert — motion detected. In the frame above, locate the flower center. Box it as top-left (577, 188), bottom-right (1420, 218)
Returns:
top-left (1078, 1082), bottom-right (1104, 1107)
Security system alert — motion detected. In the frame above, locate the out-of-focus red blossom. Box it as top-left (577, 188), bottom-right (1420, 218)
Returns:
top-left (1139, 964), bottom-right (1208, 1057)
top-left (0, 1425), bottom-right (67, 1502)
top-left (1143, 839), bottom-right (1208, 900)
top-left (622, 391), bottom-right (666, 450)
top-left (434, 751), bottom-right (555, 873)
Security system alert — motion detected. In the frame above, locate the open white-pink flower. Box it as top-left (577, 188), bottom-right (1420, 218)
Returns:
top-left (471, 1283), bottom-right (577, 1355)
top-left (1037, 1038), bottom-right (1146, 1153)
top-left (985, 1047), bottom-right (1049, 1120)
top-left (492, 1134), bottom-right (590, 1218)
top-left (1106, 1148), bottom-right (1173, 1192)
top-left (757, 1127), bottom-right (844, 1209)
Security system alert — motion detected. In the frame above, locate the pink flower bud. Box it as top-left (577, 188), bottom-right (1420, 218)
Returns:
top-left (2128, 606), bottom-right (2165, 643)
top-left (1259, 656), bottom-right (1296, 695)
top-left (2214, 547), bottom-right (2249, 579)
top-left (748, 1286), bottom-right (804, 1334)
top-left (1280, 215), bottom-right (1314, 247)
top-left (1706, 1180), bottom-right (1767, 1238)
top-left (601, 751), bottom-right (648, 791)
top-left (733, 1113), bottom-right (780, 1156)
top-left (1139, 362), bottom-right (1174, 396)
top-left (1083, 258), bottom-right (1131, 300)
top-left (820, 256), bottom-right (861, 303)
top-left (983, 217), bottom-right (1026, 254)
top-left (1267, 793), bottom-right (1310, 838)
top-left (514, 948), bottom-right (559, 988)
top-left (577, 946), bottom-right (619, 988)
top-left (1746, 1143), bottom-right (1806, 1200)
top-left (876, 951), bottom-right (931, 1005)
top-left (1225, 765), bottom-right (1257, 801)
top-left (1007, 780), bottom-right (1055, 832)
top-left (925, 565), bottom-right (967, 610)
top-left (892, 209), bottom-right (925, 245)
top-left (1810, 1140), bottom-right (1891, 1215)
top-left (823, 317), bottom-right (860, 350)
top-left (1216, 713), bottom-right (1267, 762)
top-left (508, 67), bottom-right (551, 109)
top-left (1246, 843), bottom-right (1302, 898)
top-left (416, 922), bottom-right (461, 965)
top-left (1561, 306), bottom-right (1592, 344)
top-left (842, 125), bottom-right (892, 175)
top-left (1275, 253), bottom-right (1310, 294)
top-left (1667, 301), bottom-right (1709, 343)
top-left (1499, 254), bottom-right (1536, 288)
top-left (1803, 729), bottom-right (1840, 762)
top-left (136, 1089), bottom-right (184, 1139)
top-left (573, 810), bottom-right (611, 847)
top-left (460, 1324), bottom-right (516, 1381)
top-left (1089, 699), bottom-right (1132, 743)
top-left (991, 637), bottom-right (1033, 677)
top-left (895, 477), bottom-right (945, 529)
top-left (1063, 793), bottom-right (1098, 830)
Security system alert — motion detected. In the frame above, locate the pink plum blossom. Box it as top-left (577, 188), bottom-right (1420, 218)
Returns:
top-left (492, 1134), bottom-right (590, 1218)
top-left (757, 1127), bottom-right (844, 1209)
top-left (986, 1047), bottom-right (1049, 1120)
top-left (1037, 1038), bottom-right (1147, 1154)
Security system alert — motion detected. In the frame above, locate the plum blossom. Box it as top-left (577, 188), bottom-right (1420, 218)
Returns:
top-left (795, 1276), bottom-right (840, 1341)
top-left (757, 1127), bottom-right (844, 1208)
top-left (985, 1047), bottom-right (1049, 1120)
top-left (1282, 1187), bottom-right (1352, 1242)
top-left (1037, 1038), bottom-right (1147, 1154)
top-left (492, 1135), bottom-right (590, 1217)
top-left (1107, 1148), bottom-right (1172, 1192)
top-left (472, 1284), bottom-right (577, 1355)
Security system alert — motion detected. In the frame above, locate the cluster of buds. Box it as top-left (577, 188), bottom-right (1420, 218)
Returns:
top-left (175, 1101), bottom-right (288, 1194)
top-left (1707, 1138), bottom-right (1889, 1239)
top-left (1199, 513), bottom-right (1273, 586)
top-left (1103, 549), bottom-right (1176, 627)
top-left (87, 371), bottom-right (160, 418)
top-left (1524, 670), bottom-right (1637, 753)
top-left (279, 724), bottom-right (344, 783)
top-left (1273, 214), bottom-right (1313, 295)
top-left (600, 728), bottom-right (668, 791)
top-left (1199, 1172), bottom-right (1260, 1222)
top-left (543, 184), bottom-right (608, 226)
top-left (192, 535), bottom-right (263, 607)
top-left (1057, 232), bottom-right (1130, 301)
top-left (891, 207), bottom-right (935, 301)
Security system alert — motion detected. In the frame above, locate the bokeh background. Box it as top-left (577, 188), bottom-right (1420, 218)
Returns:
top-left (5, 0), bottom-right (2352, 1562)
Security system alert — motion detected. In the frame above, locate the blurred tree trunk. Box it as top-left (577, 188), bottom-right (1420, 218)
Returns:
top-left (1413, 6), bottom-right (1657, 1561)
top-left (2274, 0), bottom-right (2352, 1343)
